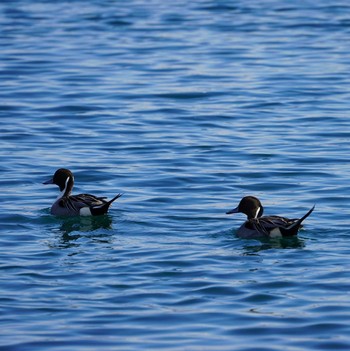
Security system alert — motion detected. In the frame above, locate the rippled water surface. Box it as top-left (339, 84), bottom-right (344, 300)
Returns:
top-left (1, 0), bottom-right (350, 350)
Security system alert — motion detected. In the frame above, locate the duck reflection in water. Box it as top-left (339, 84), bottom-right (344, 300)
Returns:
top-left (57, 215), bottom-right (114, 243)
top-left (242, 235), bottom-right (305, 255)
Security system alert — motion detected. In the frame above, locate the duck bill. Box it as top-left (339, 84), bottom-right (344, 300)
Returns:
top-left (226, 206), bottom-right (239, 215)
top-left (43, 178), bottom-right (54, 185)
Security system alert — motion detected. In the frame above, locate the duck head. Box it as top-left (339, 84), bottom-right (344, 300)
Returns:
top-left (226, 196), bottom-right (264, 219)
top-left (43, 168), bottom-right (74, 196)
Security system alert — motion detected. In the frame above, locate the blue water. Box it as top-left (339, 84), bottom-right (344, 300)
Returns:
top-left (1, 0), bottom-right (350, 350)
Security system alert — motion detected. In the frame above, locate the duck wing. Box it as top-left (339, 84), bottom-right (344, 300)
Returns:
top-left (71, 194), bottom-right (108, 207)
top-left (245, 216), bottom-right (295, 236)
top-left (56, 194), bottom-right (107, 215)
top-left (249, 205), bottom-right (315, 237)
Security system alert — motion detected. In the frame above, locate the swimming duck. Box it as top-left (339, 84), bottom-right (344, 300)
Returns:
top-left (226, 196), bottom-right (314, 238)
top-left (43, 168), bottom-right (122, 216)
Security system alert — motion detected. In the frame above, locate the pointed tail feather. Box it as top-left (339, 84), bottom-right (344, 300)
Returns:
top-left (91, 193), bottom-right (123, 216)
top-left (283, 205), bottom-right (315, 236)
top-left (108, 193), bottom-right (123, 205)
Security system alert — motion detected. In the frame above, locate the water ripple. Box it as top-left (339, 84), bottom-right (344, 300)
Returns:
top-left (1, 0), bottom-right (350, 350)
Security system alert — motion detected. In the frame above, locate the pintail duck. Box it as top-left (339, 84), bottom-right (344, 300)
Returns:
top-left (43, 168), bottom-right (122, 216)
top-left (226, 196), bottom-right (314, 238)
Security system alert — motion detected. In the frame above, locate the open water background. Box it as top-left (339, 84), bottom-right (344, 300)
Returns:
top-left (1, 0), bottom-right (350, 350)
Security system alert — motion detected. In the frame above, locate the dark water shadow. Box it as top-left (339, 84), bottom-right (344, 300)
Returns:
top-left (57, 216), bottom-right (114, 246)
top-left (242, 236), bottom-right (305, 255)
top-left (215, 227), bottom-right (305, 254)
top-left (41, 212), bottom-right (116, 249)
top-left (57, 215), bottom-right (113, 235)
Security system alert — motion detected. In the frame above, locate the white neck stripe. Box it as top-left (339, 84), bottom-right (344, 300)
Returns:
top-left (57, 177), bottom-right (70, 200)
top-left (255, 207), bottom-right (261, 218)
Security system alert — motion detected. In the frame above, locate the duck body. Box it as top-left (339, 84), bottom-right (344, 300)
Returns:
top-left (44, 168), bottom-right (122, 216)
top-left (226, 196), bottom-right (314, 239)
